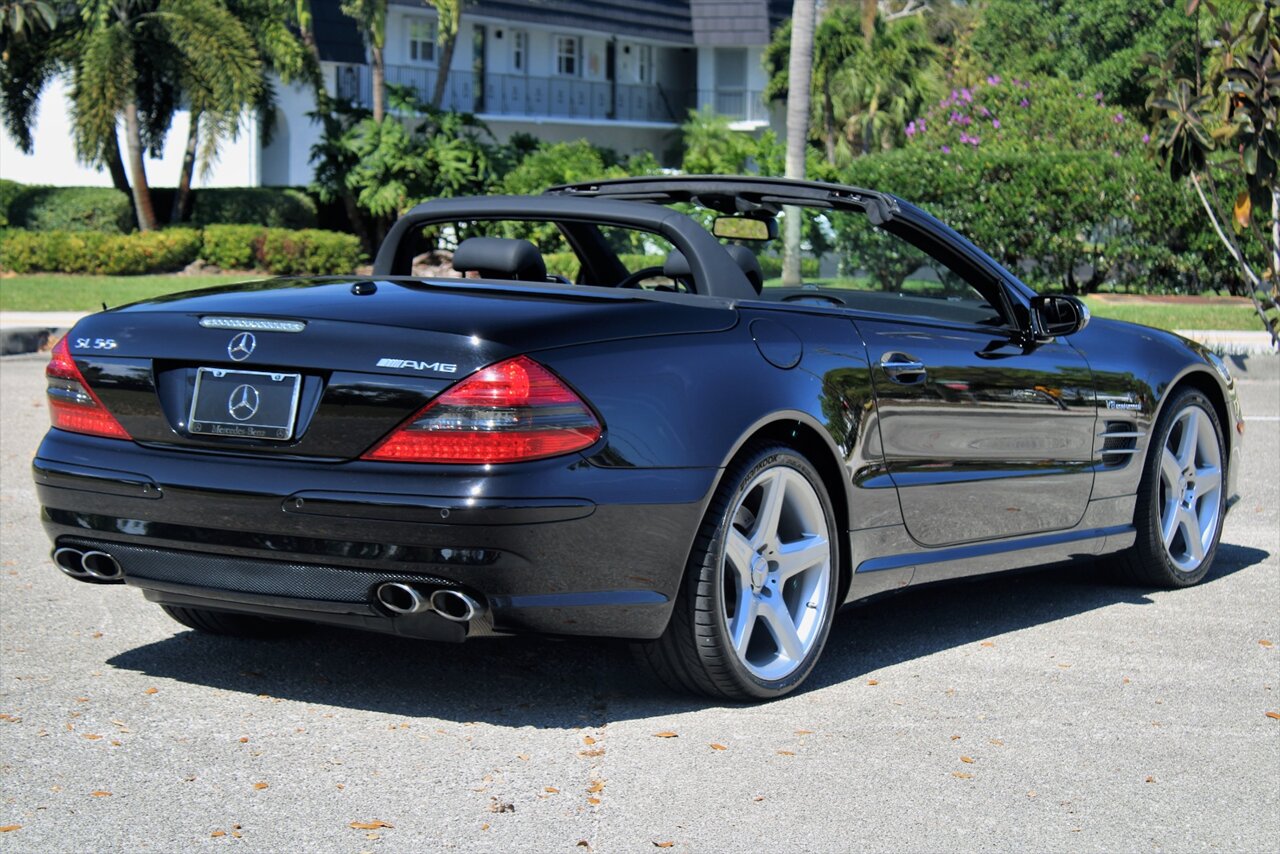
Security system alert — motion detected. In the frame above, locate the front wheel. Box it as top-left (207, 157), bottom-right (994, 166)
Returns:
top-left (634, 444), bottom-right (839, 700)
top-left (1114, 389), bottom-right (1226, 588)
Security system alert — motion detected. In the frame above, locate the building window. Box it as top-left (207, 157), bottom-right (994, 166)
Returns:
top-left (555, 35), bottom-right (580, 76)
top-left (637, 44), bottom-right (653, 84)
top-left (408, 18), bottom-right (436, 64)
top-left (511, 30), bottom-right (527, 73)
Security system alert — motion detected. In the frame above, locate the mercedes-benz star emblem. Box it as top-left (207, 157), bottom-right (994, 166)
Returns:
top-left (227, 384), bottom-right (261, 421)
top-left (227, 332), bottom-right (256, 361)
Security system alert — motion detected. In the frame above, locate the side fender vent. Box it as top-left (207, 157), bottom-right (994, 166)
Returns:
top-left (1099, 420), bottom-right (1142, 468)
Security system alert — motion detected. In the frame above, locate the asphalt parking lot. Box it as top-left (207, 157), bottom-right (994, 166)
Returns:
top-left (1, 354), bottom-right (1276, 852)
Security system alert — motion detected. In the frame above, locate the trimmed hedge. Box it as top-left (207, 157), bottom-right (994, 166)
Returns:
top-left (1, 225), bottom-right (364, 276)
top-left (201, 224), bottom-right (364, 275)
top-left (191, 188), bottom-right (318, 229)
top-left (0, 228), bottom-right (202, 274)
top-left (0, 179), bottom-right (23, 227)
top-left (757, 255), bottom-right (820, 280)
top-left (3, 186), bottom-right (135, 234)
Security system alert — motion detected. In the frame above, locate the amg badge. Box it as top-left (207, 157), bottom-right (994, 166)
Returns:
top-left (376, 358), bottom-right (458, 373)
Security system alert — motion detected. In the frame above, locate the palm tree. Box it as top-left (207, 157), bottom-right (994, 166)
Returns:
top-left (341, 0), bottom-right (387, 122)
top-left (428, 0), bottom-right (463, 109)
top-left (783, 0), bottom-right (816, 287)
top-left (63, 0), bottom-right (261, 230)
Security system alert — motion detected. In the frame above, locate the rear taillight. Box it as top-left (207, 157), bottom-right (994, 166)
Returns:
top-left (45, 337), bottom-right (130, 440)
top-left (361, 355), bottom-right (601, 463)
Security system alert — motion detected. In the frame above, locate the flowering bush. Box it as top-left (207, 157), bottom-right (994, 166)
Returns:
top-left (905, 75), bottom-right (1147, 155)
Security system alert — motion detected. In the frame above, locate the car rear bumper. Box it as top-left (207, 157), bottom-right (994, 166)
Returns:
top-left (34, 430), bottom-right (717, 641)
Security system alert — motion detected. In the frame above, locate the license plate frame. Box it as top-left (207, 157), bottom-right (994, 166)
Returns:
top-left (188, 367), bottom-right (302, 441)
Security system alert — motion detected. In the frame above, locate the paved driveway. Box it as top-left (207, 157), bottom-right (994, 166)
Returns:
top-left (1, 355), bottom-right (1276, 852)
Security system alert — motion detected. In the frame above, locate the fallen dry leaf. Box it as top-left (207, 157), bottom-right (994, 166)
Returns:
top-left (1265, 711), bottom-right (1280, 720)
top-left (90, 790), bottom-right (112, 797)
top-left (1145, 776), bottom-right (1156, 783)
top-left (583, 735), bottom-right (596, 746)
top-left (949, 735), bottom-right (961, 741)
top-left (979, 641), bottom-right (995, 648)
top-left (238, 736), bottom-right (249, 743)
top-left (866, 679), bottom-right (879, 686)
top-left (653, 843), bottom-right (675, 849)
top-left (83, 734), bottom-right (102, 741)
top-left (586, 797), bottom-right (601, 806)
top-left (210, 830), bottom-right (226, 838)
top-left (1122, 677), bottom-right (1131, 684)
top-left (794, 729), bottom-right (813, 735)
top-left (1057, 663), bottom-right (1072, 669)
top-left (480, 823), bottom-right (490, 831)
top-left (776, 750), bottom-right (795, 756)
top-left (517, 754), bottom-right (530, 761)
top-left (653, 731), bottom-right (678, 738)
top-left (577, 840), bottom-right (591, 849)
top-left (487, 798), bottom-right (514, 814)
top-left (143, 687), bottom-right (158, 695)
top-left (544, 787), bottom-right (559, 794)
top-left (252, 782), bottom-right (268, 790)
top-left (231, 831), bottom-right (241, 839)
top-left (1260, 639), bottom-right (1274, 648)
top-left (586, 780), bottom-right (605, 794)
top-left (0, 825), bottom-right (21, 833)
top-left (952, 771), bottom-right (974, 780)
top-left (1027, 790), bottom-right (1037, 799)
top-left (989, 739), bottom-right (1004, 746)
top-left (578, 748), bottom-right (605, 757)
top-left (710, 743), bottom-right (727, 751)
top-left (348, 820), bottom-right (393, 830)
top-left (960, 756), bottom-right (975, 764)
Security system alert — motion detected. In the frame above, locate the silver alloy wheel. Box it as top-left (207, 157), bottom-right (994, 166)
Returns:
top-left (1158, 404), bottom-right (1223, 573)
top-left (721, 465), bottom-right (832, 681)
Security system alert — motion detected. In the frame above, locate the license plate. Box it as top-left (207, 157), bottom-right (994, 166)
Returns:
top-left (188, 368), bottom-right (302, 441)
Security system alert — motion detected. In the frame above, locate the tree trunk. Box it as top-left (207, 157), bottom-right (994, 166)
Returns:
top-left (822, 86), bottom-right (836, 164)
top-left (371, 44), bottom-right (385, 122)
top-left (122, 99), bottom-right (158, 232)
top-left (172, 111), bottom-right (200, 224)
top-left (782, 0), bottom-right (816, 288)
top-left (104, 134), bottom-right (131, 195)
top-left (432, 30), bottom-right (459, 109)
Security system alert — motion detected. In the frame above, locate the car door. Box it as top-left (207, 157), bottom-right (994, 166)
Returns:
top-left (844, 221), bottom-right (1096, 548)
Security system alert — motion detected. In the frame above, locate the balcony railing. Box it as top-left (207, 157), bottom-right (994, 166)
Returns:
top-left (333, 63), bottom-right (695, 124)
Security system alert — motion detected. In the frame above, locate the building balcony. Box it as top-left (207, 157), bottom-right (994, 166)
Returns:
top-left (332, 63), bottom-right (697, 125)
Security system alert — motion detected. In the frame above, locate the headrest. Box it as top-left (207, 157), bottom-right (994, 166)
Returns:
top-left (452, 237), bottom-right (546, 281)
top-left (723, 244), bottom-right (764, 294)
top-left (663, 249), bottom-right (691, 280)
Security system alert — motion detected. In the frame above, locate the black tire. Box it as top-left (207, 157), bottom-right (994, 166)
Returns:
top-left (159, 604), bottom-right (306, 638)
top-left (633, 443), bottom-right (840, 700)
top-left (1113, 388), bottom-right (1226, 588)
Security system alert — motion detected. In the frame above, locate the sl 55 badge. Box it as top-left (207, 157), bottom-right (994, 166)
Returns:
top-left (75, 337), bottom-right (118, 350)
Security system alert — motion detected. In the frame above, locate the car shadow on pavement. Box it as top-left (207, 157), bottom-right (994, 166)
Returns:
top-left (105, 543), bottom-right (1269, 724)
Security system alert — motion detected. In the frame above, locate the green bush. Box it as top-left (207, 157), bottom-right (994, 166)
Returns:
top-left (0, 179), bottom-right (24, 227)
top-left (543, 252), bottom-right (667, 282)
top-left (840, 149), bottom-right (1237, 294)
top-left (200, 224), bottom-right (364, 275)
top-left (0, 228), bottom-right (202, 274)
top-left (191, 188), bottom-right (318, 229)
top-left (757, 255), bottom-right (820, 280)
top-left (5, 186), bottom-right (135, 233)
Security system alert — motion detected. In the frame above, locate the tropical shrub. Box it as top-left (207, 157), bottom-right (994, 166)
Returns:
top-left (0, 228), bottom-right (202, 274)
top-left (191, 188), bottom-right (318, 229)
top-left (3, 186), bottom-right (135, 233)
top-left (200, 224), bottom-right (364, 275)
top-left (0, 179), bottom-right (23, 227)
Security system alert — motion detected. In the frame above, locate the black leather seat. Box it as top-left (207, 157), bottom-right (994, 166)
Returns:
top-left (452, 237), bottom-right (547, 281)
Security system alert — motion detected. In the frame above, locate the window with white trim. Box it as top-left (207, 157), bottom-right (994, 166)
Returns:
top-left (408, 18), bottom-right (436, 64)
top-left (637, 44), bottom-right (653, 84)
top-left (511, 30), bottom-right (527, 73)
top-left (555, 34), bottom-right (580, 76)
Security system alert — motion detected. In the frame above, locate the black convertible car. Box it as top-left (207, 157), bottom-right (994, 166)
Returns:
top-left (35, 177), bottom-right (1243, 699)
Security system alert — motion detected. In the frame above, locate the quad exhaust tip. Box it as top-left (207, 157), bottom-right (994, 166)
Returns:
top-left (375, 582), bottom-right (485, 622)
top-left (52, 547), bottom-right (124, 582)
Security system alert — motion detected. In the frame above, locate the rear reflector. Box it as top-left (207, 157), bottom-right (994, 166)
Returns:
top-left (361, 355), bottom-right (601, 463)
top-left (45, 337), bottom-right (131, 440)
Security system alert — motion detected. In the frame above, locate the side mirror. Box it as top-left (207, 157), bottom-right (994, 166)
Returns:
top-left (1030, 295), bottom-right (1090, 340)
top-left (712, 216), bottom-right (776, 241)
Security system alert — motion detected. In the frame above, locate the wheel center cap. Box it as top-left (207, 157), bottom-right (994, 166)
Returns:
top-left (749, 554), bottom-right (768, 592)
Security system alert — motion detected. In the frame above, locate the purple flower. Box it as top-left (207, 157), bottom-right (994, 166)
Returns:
top-left (1019, 98), bottom-right (1030, 109)
top-left (960, 88), bottom-right (973, 103)
top-left (906, 120), bottom-right (917, 137)
top-left (941, 145), bottom-right (951, 154)
top-left (986, 74), bottom-right (1001, 86)
top-left (992, 118), bottom-right (1001, 129)
top-left (1112, 112), bottom-right (1125, 124)
top-left (1142, 133), bottom-right (1151, 144)
top-left (1094, 92), bottom-right (1104, 102)
top-left (978, 106), bottom-right (990, 117)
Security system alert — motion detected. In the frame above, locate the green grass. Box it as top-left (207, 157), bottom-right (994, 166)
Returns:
top-left (0, 273), bottom-right (260, 311)
top-left (1079, 297), bottom-right (1260, 331)
top-left (0, 273), bottom-right (1263, 333)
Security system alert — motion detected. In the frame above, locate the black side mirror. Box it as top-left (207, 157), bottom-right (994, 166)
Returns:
top-left (1030, 295), bottom-right (1090, 340)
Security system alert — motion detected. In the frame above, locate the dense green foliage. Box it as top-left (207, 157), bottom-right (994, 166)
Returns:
top-left (200, 224), bottom-right (364, 275)
top-left (1, 185), bottom-right (135, 233)
top-left (0, 227), bottom-right (202, 273)
top-left (190, 188), bottom-right (318, 229)
top-left (0, 178), bottom-right (24, 227)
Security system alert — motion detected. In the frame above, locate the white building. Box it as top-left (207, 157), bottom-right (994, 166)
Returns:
top-left (0, 0), bottom-right (784, 190)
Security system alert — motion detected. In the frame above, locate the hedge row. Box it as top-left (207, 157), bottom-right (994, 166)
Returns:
top-left (0, 182), bottom-right (319, 233)
top-left (0, 226), bottom-right (364, 276)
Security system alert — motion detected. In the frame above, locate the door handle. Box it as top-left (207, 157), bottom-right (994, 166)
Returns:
top-left (879, 353), bottom-right (927, 384)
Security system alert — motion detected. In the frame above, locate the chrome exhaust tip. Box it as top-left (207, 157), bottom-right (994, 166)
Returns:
top-left (429, 589), bottom-right (484, 623)
top-left (52, 547), bottom-right (90, 578)
top-left (376, 582), bottom-right (431, 615)
top-left (80, 551), bottom-right (123, 580)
